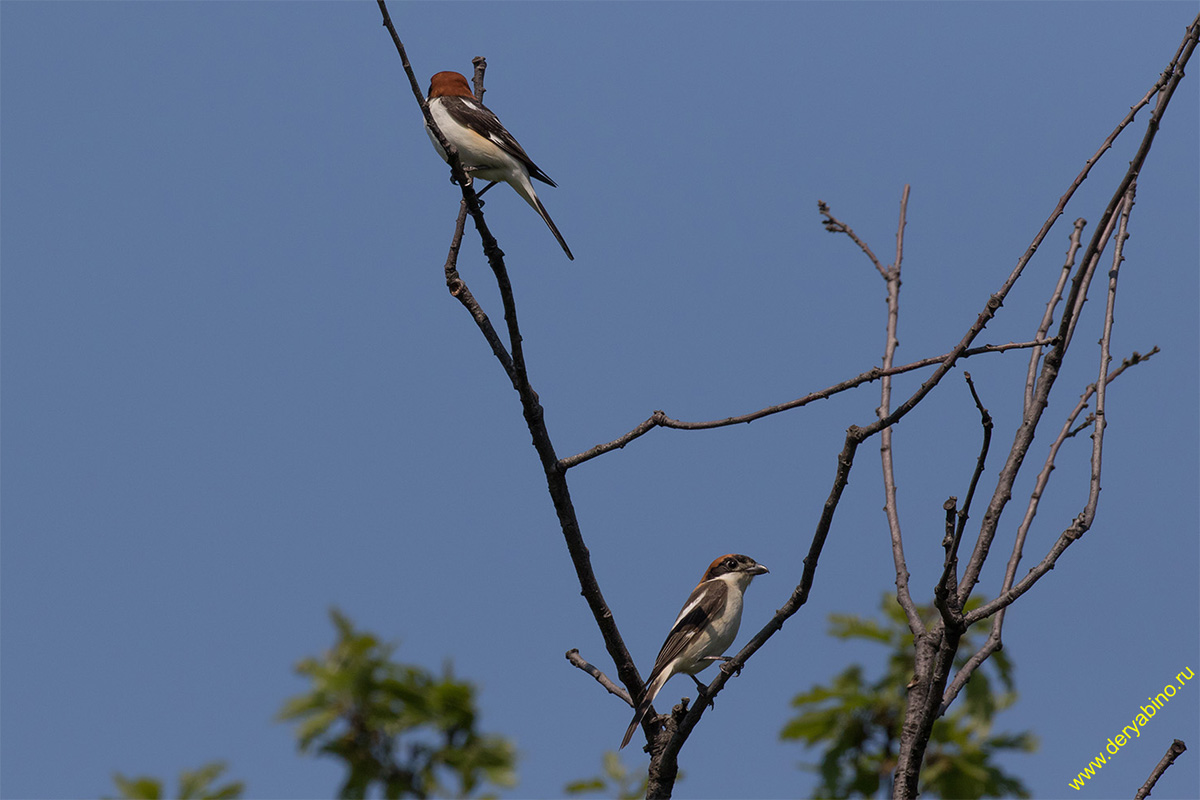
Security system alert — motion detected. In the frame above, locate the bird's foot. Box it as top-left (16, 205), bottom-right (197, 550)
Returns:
top-left (699, 655), bottom-right (741, 677)
top-left (689, 675), bottom-right (717, 709)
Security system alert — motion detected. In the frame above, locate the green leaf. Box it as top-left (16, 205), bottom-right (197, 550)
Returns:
top-left (109, 774), bottom-right (163, 800)
top-left (108, 763), bottom-right (242, 800)
top-left (279, 608), bottom-right (518, 799)
top-left (564, 778), bottom-right (607, 794)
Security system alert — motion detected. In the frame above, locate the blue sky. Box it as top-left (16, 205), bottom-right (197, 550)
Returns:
top-left (3, 3), bottom-right (1197, 799)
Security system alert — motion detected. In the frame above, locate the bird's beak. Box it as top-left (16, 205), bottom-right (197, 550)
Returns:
top-left (751, 563), bottom-right (769, 575)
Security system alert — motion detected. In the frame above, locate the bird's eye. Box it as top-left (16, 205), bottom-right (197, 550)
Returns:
top-left (725, 558), bottom-right (737, 568)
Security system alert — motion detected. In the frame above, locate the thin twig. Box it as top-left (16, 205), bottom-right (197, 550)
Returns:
top-left (955, 374), bottom-right (993, 552)
top-left (444, 202), bottom-right (515, 374)
top-left (937, 497), bottom-right (959, 607)
top-left (566, 649), bottom-right (632, 706)
top-left (1025, 218), bottom-right (1085, 416)
top-left (875, 187), bottom-right (925, 635)
top-left (1080, 183), bottom-right (1132, 532)
top-left (469, 57), bottom-right (487, 101)
top-left (558, 338), bottom-right (1055, 470)
top-left (1134, 739), bottom-right (1187, 800)
top-left (820, 200), bottom-right (888, 278)
top-left (934, 373), bottom-right (992, 627)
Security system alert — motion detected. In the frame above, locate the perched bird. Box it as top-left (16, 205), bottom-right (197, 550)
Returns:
top-left (620, 554), bottom-right (769, 749)
top-left (425, 70), bottom-right (573, 261)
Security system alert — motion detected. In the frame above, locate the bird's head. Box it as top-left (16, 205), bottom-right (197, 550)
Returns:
top-left (701, 554), bottom-right (769, 587)
top-left (428, 71), bottom-right (475, 100)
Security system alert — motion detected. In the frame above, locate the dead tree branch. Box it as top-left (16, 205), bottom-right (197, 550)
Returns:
top-left (873, 187), bottom-right (927, 635)
top-left (1134, 739), bottom-right (1187, 800)
top-left (566, 649), bottom-right (633, 706)
top-left (558, 338), bottom-right (1054, 471)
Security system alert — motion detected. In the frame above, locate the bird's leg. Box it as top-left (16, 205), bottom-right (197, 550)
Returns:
top-left (449, 170), bottom-right (497, 207)
top-left (689, 657), bottom-right (741, 710)
top-left (688, 674), bottom-right (717, 709)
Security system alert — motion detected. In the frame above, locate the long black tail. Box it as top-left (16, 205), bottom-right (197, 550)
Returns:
top-left (620, 680), bottom-right (662, 749)
top-left (531, 193), bottom-right (574, 261)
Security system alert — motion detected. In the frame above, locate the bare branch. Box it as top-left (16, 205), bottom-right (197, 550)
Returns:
top-left (997, 344), bottom-right (1155, 613)
top-left (444, 202), bottom-right (515, 375)
top-left (1066, 414), bottom-right (1095, 440)
top-left (1002, 13), bottom-right (1189, 322)
top-left (1025, 218), bottom-right (1085, 416)
top-left (469, 56), bottom-right (488, 101)
top-left (1081, 183), bottom-right (1133, 521)
top-left (875, 187), bottom-right (925, 635)
top-left (820, 200), bottom-right (888, 278)
top-left (1134, 739), bottom-right (1188, 800)
top-left (964, 183), bottom-right (1140, 627)
top-left (558, 338), bottom-right (1055, 470)
top-left (376, 2), bottom-right (447, 158)
top-left (566, 649), bottom-right (632, 707)
top-left (956, 374), bottom-right (994, 551)
top-left (934, 373), bottom-right (992, 627)
top-left (902, 89), bottom-right (1171, 635)
top-left (934, 497), bottom-right (960, 627)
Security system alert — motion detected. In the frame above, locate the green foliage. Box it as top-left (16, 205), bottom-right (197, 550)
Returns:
top-left (780, 595), bottom-right (1037, 799)
top-left (278, 608), bottom-right (517, 799)
top-left (564, 751), bottom-right (650, 800)
top-left (107, 761), bottom-right (243, 800)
